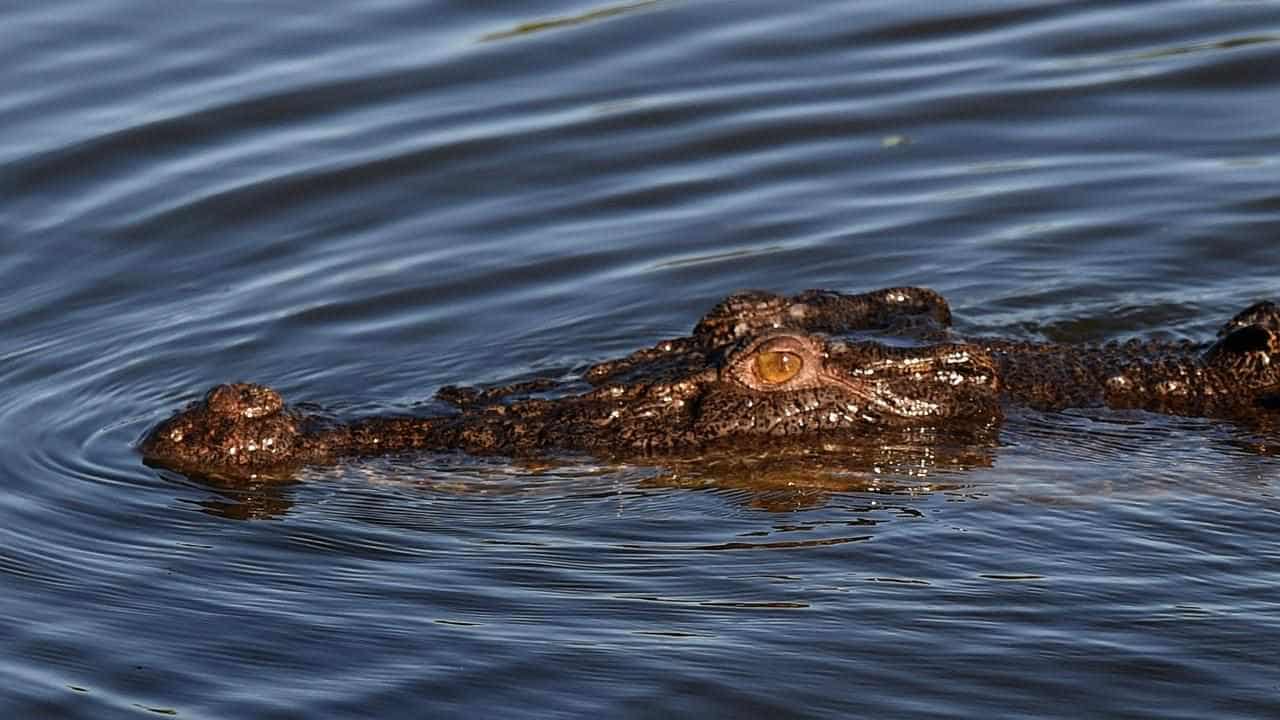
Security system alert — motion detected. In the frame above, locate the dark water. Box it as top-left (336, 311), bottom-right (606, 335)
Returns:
top-left (4, 0), bottom-right (1280, 717)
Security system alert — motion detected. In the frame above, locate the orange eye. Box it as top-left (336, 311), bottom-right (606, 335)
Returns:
top-left (753, 350), bottom-right (803, 384)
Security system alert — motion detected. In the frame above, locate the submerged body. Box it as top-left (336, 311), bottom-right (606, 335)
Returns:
top-left (141, 287), bottom-right (1280, 477)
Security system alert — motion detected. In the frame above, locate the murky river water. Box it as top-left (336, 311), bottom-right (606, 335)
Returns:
top-left (3, 1), bottom-right (1280, 717)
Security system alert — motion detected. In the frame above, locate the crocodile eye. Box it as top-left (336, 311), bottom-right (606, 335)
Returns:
top-left (754, 350), bottom-right (804, 385)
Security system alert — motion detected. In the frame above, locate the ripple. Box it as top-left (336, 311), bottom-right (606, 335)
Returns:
top-left (481, 0), bottom-right (665, 42)
top-left (692, 535), bottom-right (871, 551)
top-left (6, 0), bottom-right (1280, 718)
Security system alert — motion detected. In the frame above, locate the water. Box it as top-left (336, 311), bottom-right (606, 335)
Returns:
top-left (3, 0), bottom-right (1280, 717)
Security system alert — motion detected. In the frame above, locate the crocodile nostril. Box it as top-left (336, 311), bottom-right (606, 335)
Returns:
top-left (205, 383), bottom-right (284, 419)
top-left (205, 385), bottom-right (241, 416)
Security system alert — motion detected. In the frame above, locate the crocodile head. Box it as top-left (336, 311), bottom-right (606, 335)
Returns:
top-left (140, 336), bottom-right (1002, 475)
top-left (140, 287), bottom-right (1001, 476)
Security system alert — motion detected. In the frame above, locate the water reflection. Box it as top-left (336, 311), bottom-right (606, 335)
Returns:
top-left (191, 488), bottom-right (297, 521)
top-left (646, 430), bottom-right (996, 509)
top-left (161, 470), bottom-right (301, 521)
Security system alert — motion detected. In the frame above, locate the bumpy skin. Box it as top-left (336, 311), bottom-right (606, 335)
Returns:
top-left (990, 300), bottom-right (1280, 415)
top-left (140, 289), bottom-right (1280, 477)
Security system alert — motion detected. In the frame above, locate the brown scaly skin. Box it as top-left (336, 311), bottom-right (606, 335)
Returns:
top-left (140, 289), bottom-right (1280, 478)
top-left (988, 299), bottom-right (1280, 415)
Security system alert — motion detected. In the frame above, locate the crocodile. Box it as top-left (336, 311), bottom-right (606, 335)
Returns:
top-left (140, 286), bottom-right (1280, 478)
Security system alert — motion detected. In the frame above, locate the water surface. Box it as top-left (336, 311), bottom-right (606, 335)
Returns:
top-left (3, 1), bottom-right (1280, 717)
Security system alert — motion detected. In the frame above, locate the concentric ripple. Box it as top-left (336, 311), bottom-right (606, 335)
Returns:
top-left (3, 0), bottom-right (1280, 717)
